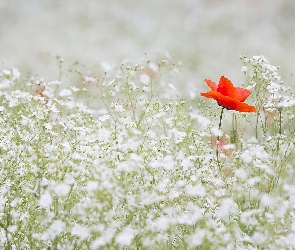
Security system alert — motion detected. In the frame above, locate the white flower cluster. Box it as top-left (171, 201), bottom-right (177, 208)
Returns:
top-left (241, 55), bottom-right (295, 112)
top-left (0, 58), bottom-right (295, 249)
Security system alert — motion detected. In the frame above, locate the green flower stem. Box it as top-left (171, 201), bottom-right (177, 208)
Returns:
top-left (216, 107), bottom-right (225, 170)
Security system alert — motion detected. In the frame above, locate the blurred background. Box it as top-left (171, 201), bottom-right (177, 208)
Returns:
top-left (1, 0), bottom-right (295, 94)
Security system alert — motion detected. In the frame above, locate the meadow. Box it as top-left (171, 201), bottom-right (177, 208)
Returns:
top-left (1, 0), bottom-right (295, 249)
top-left (1, 54), bottom-right (295, 249)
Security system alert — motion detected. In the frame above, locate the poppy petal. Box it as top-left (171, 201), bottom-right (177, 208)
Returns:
top-left (217, 76), bottom-right (238, 100)
top-left (204, 79), bottom-right (217, 91)
top-left (200, 91), bottom-right (256, 112)
top-left (236, 87), bottom-right (251, 102)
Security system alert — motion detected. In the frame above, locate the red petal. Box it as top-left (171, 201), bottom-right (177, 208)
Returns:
top-left (236, 87), bottom-right (251, 102)
top-left (204, 79), bottom-right (217, 91)
top-left (200, 91), bottom-right (256, 112)
top-left (217, 76), bottom-right (238, 100)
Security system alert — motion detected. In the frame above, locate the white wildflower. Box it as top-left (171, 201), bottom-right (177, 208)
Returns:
top-left (211, 127), bottom-right (222, 137)
top-left (216, 198), bottom-right (238, 219)
top-left (181, 158), bottom-right (193, 170)
top-left (100, 61), bottom-right (113, 72)
top-left (98, 115), bottom-right (110, 121)
top-left (252, 231), bottom-right (267, 245)
top-left (260, 193), bottom-right (274, 207)
top-left (275, 201), bottom-right (288, 218)
top-left (192, 112), bottom-right (211, 128)
top-left (85, 181), bottom-right (98, 192)
top-left (267, 82), bottom-right (280, 94)
top-left (247, 177), bottom-right (261, 187)
top-left (241, 66), bottom-right (247, 72)
top-left (149, 62), bottom-right (158, 73)
top-left (150, 216), bottom-right (171, 231)
top-left (20, 116), bottom-right (29, 126)
top-left (142, 85), bottom-right (150, 92)
top-left (43, 220), bottom-right (65, 240)
top-left (0, 79), bottom-right (10, 89)
top-left (70, 86), bottom-right (79, 92)
top-left (2, 69), bottom-right (10, 76)
top-left (8, 225), bottom-right (18, 233)
top-left (66, 100), bottom-right (75, 109)
top-left (165, 117), bottom-right (174, 128)
top-left (161, 155), bottom-right (175, 171)
top-left (44, 123), bottom-right (52, 130)
top-left (168, 128), bottom-right (186, 144)
top-left (177, 202), bottom-right (203, 225)
top-left (187, 229), bottom-right (206, 247)
top-left (140, 73), bottom-right (150, 84)
top-left (116, 225), bottom-right (136, 246)
top-left (117, 161), bottom-right (132, 173)
top-left (59, 88), bottom-right (72, 97)
top-left (54, 183), bottom-right (71, 197)
top-left (12, 68), bottom-right (21, 80)
top-left (71, 224), bottom-right (90, 240)
top-left (151, 155), bottom-right (175, 171)
top-left (97, 128), bottom-right (111, 142)
top-left (185, 184), bottom-right (206, 197)
top-left (42, 87), bottom-right (54, 99)
top-left (240, 150), bottom-right (253, 164)
top-left (278, 98), bottom-right (295, 109)
top-left (39, 192), bottom-right (52, 208)
top-left (234, 168), bottom-right (248, 180)
top-left (83, 76), bottom-right (97, 83)
top-left (91, 227), bottom-right (117, 249)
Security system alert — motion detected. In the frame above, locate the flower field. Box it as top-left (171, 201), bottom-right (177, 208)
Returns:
top-left (1, 0), bottom-right (295, 249)
top-left (1, 55), bottom-right (295, 249)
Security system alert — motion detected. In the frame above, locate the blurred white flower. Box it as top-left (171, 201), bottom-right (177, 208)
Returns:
top-left (116, 225), bottom-right (136, 246)
top-left (59, 88), bottom-right (72, 97)
top-left (39, 192), bottom-right (52, 208)
top-left (71, 224), bottom-right (90, 240)
top-left (43, 220), bottom-right (65, 240)
top-left (54, 183), bottom-right (71, 197)
top-left (140, 73), bottom-right (150, 84)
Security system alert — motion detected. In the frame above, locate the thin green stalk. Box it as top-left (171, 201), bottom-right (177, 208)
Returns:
top-left (216, 107), bottom-right (224, 170)
top-left (230, 113), bottom-right (238, 147)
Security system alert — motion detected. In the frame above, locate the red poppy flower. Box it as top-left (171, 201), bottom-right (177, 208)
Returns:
top-left (200, 76), bottom-right (256, 112)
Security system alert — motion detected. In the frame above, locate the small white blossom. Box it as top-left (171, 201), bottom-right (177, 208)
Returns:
top-left (83, 76), bottom-right (97, 83)
top-left (0, 79), bottom-right (10, 89)
top-left (54, 183), bottom-right (71, 197)
top-left (211, 127), bottom-right (222, 137)
top-left (240, 150), bottom-right (253, 164)
top-left (185, 184), bottom-right (206, 197)
top-left (116, 225), bottom-right (136, 246)
top-left (217, 198), bottom-right (238, 219)
top-left (70, 86), bottom-right (79, 92)
top-left (71, 224), bottom-right (90, 240)
top-left (187, 229), bottom-right (206, 247)
top-left (2, 69), bottom-right (10, 76)
top-left (149, 62), bottom-right (158, 73)
top-left (101, 61), bottom-right (113, 72)
top-left (39, 192), bottom-right (52, 208)
top-left (85, 181), bottom-right (99, 192)
top-left (44, 123), bottom-right (52, 130)
top-left (241, 66), bottom-right (247, 72)
top-left (140, 73), bottom-right (150, 84)
top-left (8, 225), bottom-right (18, 233)
top-left (43, 220), bottom-right (65, 240)
top-left (12, 68), bottom-right (21, 80)
top-left (59, 88), bottom-right (72, 97)
top-left (252, 231), bottom-right (267, 245)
